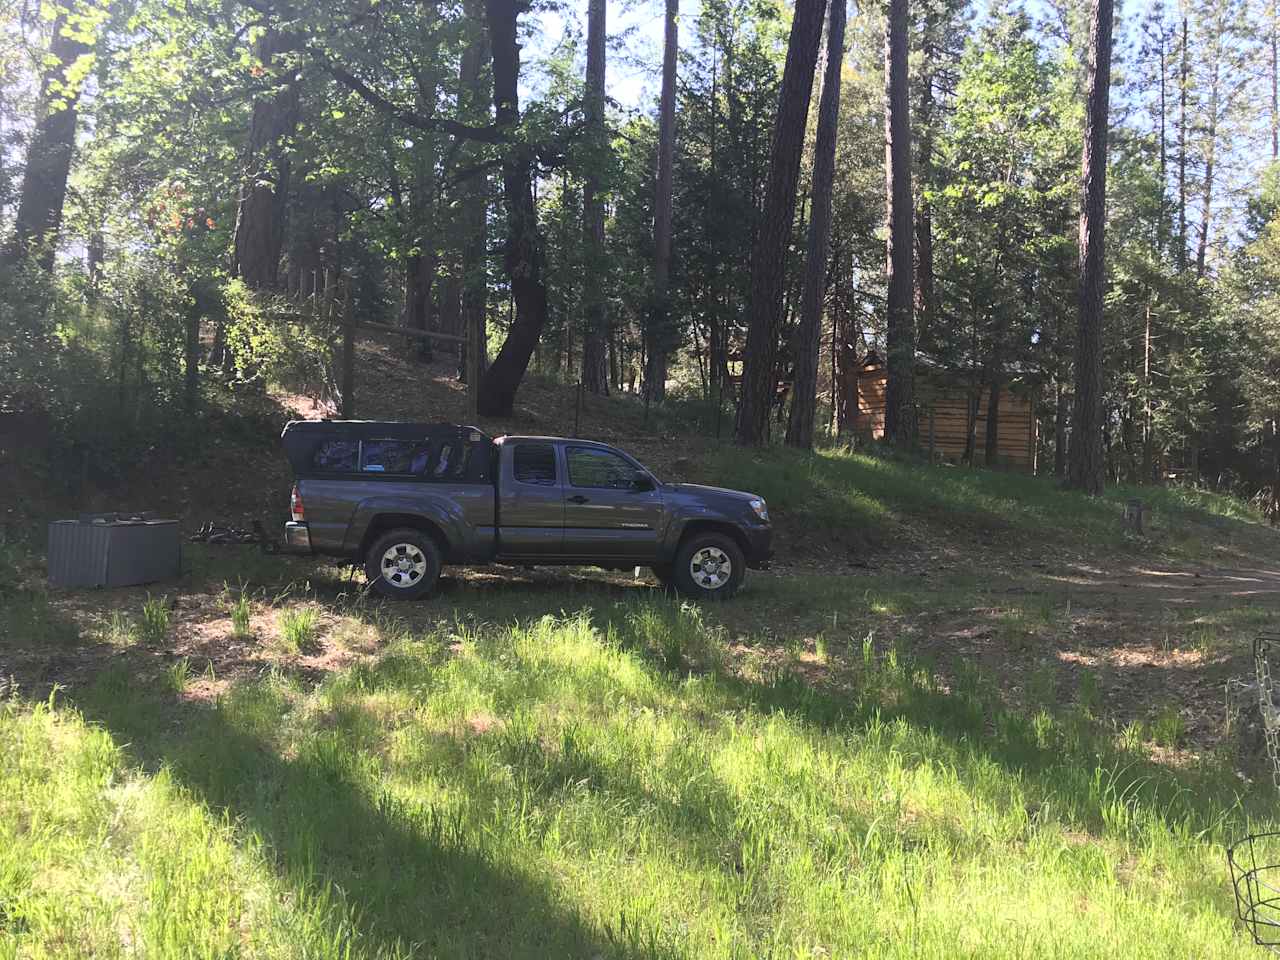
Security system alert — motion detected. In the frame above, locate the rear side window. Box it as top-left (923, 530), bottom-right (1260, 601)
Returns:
top-left (513, 444), bottom-right (557, 485)
top-left (361, 439), bottom-right (431, 474)
top-left (313, 439), bottom-right (359, 472)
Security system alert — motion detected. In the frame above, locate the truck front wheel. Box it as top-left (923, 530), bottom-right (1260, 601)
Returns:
top-left (673, 532), bottom-right (745, 601)
top-left (365, 528), bottom-right (443, 600)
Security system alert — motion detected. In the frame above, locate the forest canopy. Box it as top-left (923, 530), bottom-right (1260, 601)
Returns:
top-left (1, 0), bottom-right (1278, 505)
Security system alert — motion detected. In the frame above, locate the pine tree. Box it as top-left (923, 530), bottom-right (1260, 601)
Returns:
top-left (787, 0), bottom-right (846, 449)
top-left (735, 0), bottom-right (827, 445)
top-left (1068, 0), bottom-right (1115, 494)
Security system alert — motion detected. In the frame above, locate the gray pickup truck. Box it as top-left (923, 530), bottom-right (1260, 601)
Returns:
top-left (281, 421), bottom-right (771, 600)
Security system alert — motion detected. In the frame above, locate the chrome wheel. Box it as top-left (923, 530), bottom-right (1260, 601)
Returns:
top-left (381, 543), bottom-right (427, 588)
top-left (689, 546), bottom-right (732, 590)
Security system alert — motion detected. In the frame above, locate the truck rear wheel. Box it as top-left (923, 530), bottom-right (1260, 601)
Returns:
top-left (673, 532), bottom-right (745, 601)
top-left (365, 528), bottom-right (442, 600)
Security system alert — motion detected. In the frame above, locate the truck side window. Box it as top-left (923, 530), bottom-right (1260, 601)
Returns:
top-left (313, 439), bottom-right (359, 472)
top-left (361, 439), bottom-right (430, 474)
top-left (513, 443), bottom-right (557, 485)
top-left (566, 447), bottom-right (640, 489)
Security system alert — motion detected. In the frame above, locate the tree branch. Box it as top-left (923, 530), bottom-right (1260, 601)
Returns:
top-left (314, 51), bottom-right (504, 144)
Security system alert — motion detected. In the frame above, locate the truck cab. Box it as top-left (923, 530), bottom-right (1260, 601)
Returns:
top-left (281, 421), bottom-right (771, 601)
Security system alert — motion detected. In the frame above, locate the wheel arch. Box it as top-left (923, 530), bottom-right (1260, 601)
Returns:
top-left (674, 519), bottom-right (751, 561)
top-left (359, 514), bottom-right (451, 560)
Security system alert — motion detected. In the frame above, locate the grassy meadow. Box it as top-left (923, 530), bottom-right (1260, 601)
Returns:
top-left (3, 421), bottom-right (1280, 958)
top-left (2, 579), bottom-right (1277, 958)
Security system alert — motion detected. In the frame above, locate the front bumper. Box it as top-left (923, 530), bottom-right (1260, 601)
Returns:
top-left (745, 524), bottom-right (773, 569)
top-left (283, 522), bottom-right (313, 554)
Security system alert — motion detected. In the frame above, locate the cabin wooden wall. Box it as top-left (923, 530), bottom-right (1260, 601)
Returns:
top-left (856, 365), bottom-right (1037, 471)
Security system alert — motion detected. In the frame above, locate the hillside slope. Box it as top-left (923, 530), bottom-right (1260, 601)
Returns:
top-left (7, 332), bottom-right (1277, 578)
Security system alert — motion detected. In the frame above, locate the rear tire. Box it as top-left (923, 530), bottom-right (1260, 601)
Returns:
top-left (672, 532), bottom-right (745, 601)
top-left (365, 528), bottom-right (442, 600)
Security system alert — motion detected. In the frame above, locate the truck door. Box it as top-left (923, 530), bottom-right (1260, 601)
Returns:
top-left (560, 444), bottom-right (663, 561)
top-left (496, 441), bottom-right (565, 557)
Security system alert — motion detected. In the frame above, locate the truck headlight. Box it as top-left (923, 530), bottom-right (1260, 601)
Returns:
top-left (749, 498), bottom-right (769, 522)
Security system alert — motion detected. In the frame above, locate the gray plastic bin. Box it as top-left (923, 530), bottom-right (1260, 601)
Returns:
top-left (48, 515), bottom-right (181, 588)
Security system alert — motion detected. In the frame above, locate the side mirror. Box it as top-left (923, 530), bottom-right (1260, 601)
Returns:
top-left (632, 474), bottom-right (655, 492)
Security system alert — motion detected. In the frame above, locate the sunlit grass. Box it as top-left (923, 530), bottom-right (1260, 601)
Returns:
top-left (2, 604), bottom-right (1269, 958)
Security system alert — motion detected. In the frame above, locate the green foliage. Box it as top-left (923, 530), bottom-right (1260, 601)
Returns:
top-left (279, 606), bottom-right (321, 653)
top-left (140, 594), bottom-right (171, 644)
top-left (1150, 704), bottom-right (1186, 748)
top-left (105, 609), bottom-right (139, 647)
top-left (225, 583), bottom-right (253, 640)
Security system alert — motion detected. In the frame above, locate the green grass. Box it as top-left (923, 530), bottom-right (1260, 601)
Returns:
top-left (278, 606), bottom-right (321, 653)
top-left (224, 582), bottom-right (254, 639)
top-left (1, 602), bottom-right (1270, 958)
top-left (140, 594), bottom-right (171, 644)
top-left (708, 443), bottom-right (1275, 560)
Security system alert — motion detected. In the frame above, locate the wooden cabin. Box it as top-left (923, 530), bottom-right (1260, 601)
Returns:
top-left (855, 352), bottom-right (1038, 471)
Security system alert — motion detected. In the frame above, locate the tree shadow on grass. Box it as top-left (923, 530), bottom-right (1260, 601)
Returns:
top-left (72, 673), bottom-right (680, 960)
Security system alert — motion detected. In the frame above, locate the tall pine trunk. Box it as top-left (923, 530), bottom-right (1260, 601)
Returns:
top-left (1195, 22), bottom-right (1221, 278)
top-left (1068, 0), bottom-right (1114, 495)
top-left (1177, 16), bottom-right (1188, 272)
top-left (735, 0), bottom-right (827, 446)
top-left (581, 0), bottom-right (609, 394)
top-left (232, 29), bottom-right (300, 289)
top-left (883, 0), bottom-right (915, 449)
top-left (647, 0), bottom-right (678, 404)
top-left (4, 14), bottom-right (91, 270)
top-left (459, 0), bottom-right (490, 394)
top-left (786, 0), bottom-right (846, 449)
top-left (1272, 0), bottom-right (1278, 159)
top-left (476, 0), bottom-right (549, 417)
top-left (914, 41), bottom-right (936, 341)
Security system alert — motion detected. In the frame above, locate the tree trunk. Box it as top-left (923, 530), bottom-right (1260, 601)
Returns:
top-left (1195, 31), bottom-right (1220, 278)
top-left (1178, 16), bottom-right (1188, 272)
top-left (1067, 0), bottom-right (1114, 496)
top-left (1142, 302), bottom-right (1154, 482)
top-left (581, 0), bottom-right (609, 394)
top-left (914, 41), bottom-right (936, 340)
top-left (985, 379), bottom-right (1002, 467)
top-left (4, 15), bottom-right (91, 270)
top-left (786, 0), bottom-right (845, 450)
top-left (734, 0), bottom-right (827, 445)
top-left (184, 308), bottom-right (201, 412)
top-left (458, 0), bottom-right (490, 391)
top-left (1055, 380), bottom-right (1068, 478)
top-left (647, 0), bottom-right (679, 405)
top-left (883, 0), bottom-right (915, 449)
top-left (232, 29), bottom-right (300, 289)
top-left (1272, 0), bottom-right (1279, 159)
top-left (476, 0), bottom-right (549, 417)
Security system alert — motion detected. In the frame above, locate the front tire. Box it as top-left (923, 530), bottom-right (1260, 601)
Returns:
top-left (365, 528), bottom-right (442, 600)
top-left (673, 532), bottom-right (745, 601)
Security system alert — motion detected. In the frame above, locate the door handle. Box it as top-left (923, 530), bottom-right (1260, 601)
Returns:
top-left (567, 495), bottom-right (589, 504)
